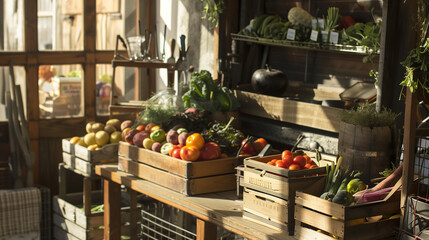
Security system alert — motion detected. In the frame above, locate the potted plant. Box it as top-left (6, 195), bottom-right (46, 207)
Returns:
top-left (400, 0), bottom-right (429, 101)
top-left (337, 103), bottom-right (399, 185)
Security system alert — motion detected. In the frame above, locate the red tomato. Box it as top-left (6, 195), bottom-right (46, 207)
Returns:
top-left (309, 165), bottom-right (318, 169)
top-left (267, 160), bottom-right (277, 166)
top-left (293, 155), bottom-right (306, 168)
top-left (180, 146), bottom-right (200, 161)
top-left (289, 163), bottom-right (301, 170)
top-left (240, 138), bottom-right (257, 155)
top-left (283, 154), bottom-right (294, 166)
top-left (281, 150), bottom-right (293, 160)
top-left (276, 160), bottom-right (290, 169)
top-left (304, 163), bottom-right (313, 169)
top-left (220, 153), bottom-right (228, 158)
top-left (186, 133), bottom-right (205, 149)
top-left (171, 148), bottom-right (182, 159)
top-left (254, 138), bottom-right (268, 152)
top-left (303, 155), bottom-right (312, 164)
top-left (169, 144), bottom-right (183, 157)
top-left (199, 142), bottom-right (221, 160)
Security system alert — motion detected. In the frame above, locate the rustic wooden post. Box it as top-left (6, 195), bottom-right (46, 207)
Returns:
top-left (401, 88), bottom-right (417, 224)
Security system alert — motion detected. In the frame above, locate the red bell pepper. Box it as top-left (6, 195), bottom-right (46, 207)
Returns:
top-left (339, 16), bottom-right (356, 29)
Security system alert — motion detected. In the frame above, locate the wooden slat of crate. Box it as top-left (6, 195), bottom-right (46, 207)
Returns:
top-left (74, 142), bottom-right (118, 162)
top-left (243, 211), bottom-right (289, 232)
top-left (53, 213), bottom-right (104, 240)
top-left (118, 141), bottom-right (239, 178)
top-left (241, 166), bottom-right (324, 200)
top-left (118, 156), bottom-right (237, 195)
top-left (235, 90), bottom-right (341, 133)
top-left (62, 138), bottom-right (75, 154)
top-left (63, 152), bottom-right (76, 169)
top-left (243, 189), bottom-right (288, 227)
top-left (294, 191), bottom-right (401, 239)
top-left (294, 217), bottom-right (400, 240)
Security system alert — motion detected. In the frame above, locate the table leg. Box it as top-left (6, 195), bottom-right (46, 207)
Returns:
top-left (196, 218), bottom-right (217, 240)
top-left (129, 190), bottom-right (138, 240)
top-left (104, 179), bottom-right (121, 240)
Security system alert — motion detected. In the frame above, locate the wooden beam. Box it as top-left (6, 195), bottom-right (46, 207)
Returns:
top-left (103, 178), bottom-right (121, 240)
top-left (84, 0), bottom-right (97, 120)
top-left (401, 88), bottom-right (417, 222)
top-left (196, 218), bottom-right (217, 240)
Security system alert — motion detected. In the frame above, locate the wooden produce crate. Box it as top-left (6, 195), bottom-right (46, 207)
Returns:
top-left (241, 154), bottom-right (332, 235)
top-left (53, 191), bottom-right (138, 240)
top-left (62, 138), bottom-right (118, 176)
top-left (294, 183), bottom-right (401, 240)
top-left (118, 141), bottom-right (242, 195)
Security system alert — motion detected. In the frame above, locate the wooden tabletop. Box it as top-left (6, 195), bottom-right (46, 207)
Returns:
top-left (95, 164), bottom-right (294, 240)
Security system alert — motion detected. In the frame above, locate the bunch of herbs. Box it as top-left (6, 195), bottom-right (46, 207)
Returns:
top-left (340, 102), bottom-right (398, 128)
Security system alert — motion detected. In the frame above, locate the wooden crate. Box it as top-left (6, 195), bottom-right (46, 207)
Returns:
top-left (53, 191), bottom-right (138, 240)
top-left (241, 154), bottom-right (332, 235)
top-left (62, 138), bottom-right (118, 176)
top-left (294, 188), bottom-right (401, 240)
top-left (118, 141), bottom-right (242, 195)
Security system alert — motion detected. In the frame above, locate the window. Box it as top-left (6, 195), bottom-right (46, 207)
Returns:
top-left (39, 64), bottom-right (84, 118)
top-left (1, 0), bottom-right (24, 51)
top-left (38, 0), bottom-right (83, 51)
top-left (0, 66), bottom-right (26, 121)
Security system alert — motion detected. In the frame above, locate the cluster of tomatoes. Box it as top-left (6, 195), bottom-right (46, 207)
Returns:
top-left (267, 150), bottom-right (318, 170)
top-left (168, 133), bottom-right (227, 161)
top-left (240, 137), bottom-right (269, 156)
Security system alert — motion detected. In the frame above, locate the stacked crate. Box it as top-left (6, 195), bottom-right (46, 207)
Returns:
top-left (239, 152), bottom-right (333, 235)
top-left (62, 138), bottom-right (118, 176)
top-left (55, 138), bottom-right (139, 240)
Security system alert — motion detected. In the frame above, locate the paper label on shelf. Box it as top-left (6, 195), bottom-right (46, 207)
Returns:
top-left (287, 28), bottom-right (296, 41)
top-left (321, 31), bottom-right (329, 43)
top-left (310, 30), bottom-right (319, 42)
top-left (329, 31), bottom-right (339, 44)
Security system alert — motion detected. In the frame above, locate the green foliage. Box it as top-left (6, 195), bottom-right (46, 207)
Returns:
top-left (182, 70), bottom-right (240, 113)
top-left (201, 0), bottom-right (224, 28)
top-left (400, 0), bottom-right (429, 96)
top-left (340, 102), bottom-right (398, 128)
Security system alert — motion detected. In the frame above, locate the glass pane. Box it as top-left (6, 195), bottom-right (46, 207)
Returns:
top-left (96, 0), bottom-right (125, 50)
top-left (96, 64), bottom-right (114, 116)
top-left (38, 0), bottom-right (83, 51)
top-left (39, 64), bottom-right (84, 118)
top-left (1, 0), bottom-right (25, 51)
top-left (0, 66), bottom-right (26, 121)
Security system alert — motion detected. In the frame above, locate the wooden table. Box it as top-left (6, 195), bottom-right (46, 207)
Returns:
top-left (95, 164), bottom-right (293, 240)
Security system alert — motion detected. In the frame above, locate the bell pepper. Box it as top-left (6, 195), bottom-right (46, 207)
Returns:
top-left (186, 133), bottom-right (205, 149)
top-left (199, 142), bottom-right (221, 160)
top-left (180, 145), bottom-right (200, 161)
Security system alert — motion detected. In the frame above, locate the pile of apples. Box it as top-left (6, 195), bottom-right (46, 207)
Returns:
top-left (69, 118), bottom-right (128, 150)
top-left (123, 122), bottom-right (227, 161)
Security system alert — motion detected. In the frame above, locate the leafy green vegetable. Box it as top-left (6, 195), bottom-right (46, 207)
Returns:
top-left (201, 117), bottom-right (245, 156)
top-left (182, 70), bottom-right (240, 113)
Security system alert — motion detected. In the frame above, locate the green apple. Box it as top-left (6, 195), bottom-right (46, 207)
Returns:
top-left (150, 129), bottom-right (166, 142)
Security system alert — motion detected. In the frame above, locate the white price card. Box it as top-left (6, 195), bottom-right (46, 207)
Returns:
top-left (311, 19), bottom-right (318, 29)
top-left (310, 30), bottom-right (319, 42)
top-left (287, 28), bottom-right (296, 41)
top-left (329, 31), bottom-right (339, 44)
top-left (321, 30), bottom-right (329, 43)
